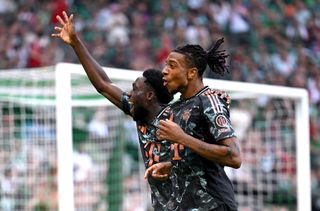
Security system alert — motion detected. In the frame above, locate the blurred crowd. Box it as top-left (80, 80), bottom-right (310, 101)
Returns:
top-left (1, 0), bottom-right (320, 210)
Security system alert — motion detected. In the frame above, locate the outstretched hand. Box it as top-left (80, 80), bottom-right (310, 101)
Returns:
top-left (51, 11), bottom-right (76, 45)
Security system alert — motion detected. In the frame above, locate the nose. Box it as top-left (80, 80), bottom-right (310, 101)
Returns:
top-left (162, 67), bottom-right (168, 75)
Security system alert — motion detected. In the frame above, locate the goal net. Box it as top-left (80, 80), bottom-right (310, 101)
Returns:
top-left (0, 63), bottom-right (310, 211)
top-left (208, 80), bottom-right (311, 211)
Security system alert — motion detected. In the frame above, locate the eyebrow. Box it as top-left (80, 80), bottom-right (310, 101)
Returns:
top-left (167, 59), bottom-right (178, 65)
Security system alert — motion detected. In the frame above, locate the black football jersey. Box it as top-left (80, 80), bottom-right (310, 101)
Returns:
top-left (166, 86), bottom-right (237, 211)
top-left (121, 93), bottom-right (173, 210)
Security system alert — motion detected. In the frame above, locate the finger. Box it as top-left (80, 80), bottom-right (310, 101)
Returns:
top-left (159, 120), bottom-right (171, 129)
top-left (144, 167), bottom-right (153, 179)
top-left (159, 120), bottom-right (166, 124)
top-left (165, 118), bottom-right (173, 122)
top-left (156, 123), bottom-right (166, 130)
top-left (54, 26), bottom-right (62, 31)
top-left (159, 120), bottom-right (170, 128)
top-left (169, 114), bottom-right (174, 121)
top-left (152, 172), bottom-right (169, 180)
top-left (51, 34), bottom-right (60, 38)
top-left (62, 11), bottom-right (69, 22)
top-left (166, 120), bottom-right (179, 128)
top-left (56, 15), bottom-right (65, 25)
top-left (69, 14), bottom-right (74, 22)
top-left (161, 119), bottom-right (172, 125)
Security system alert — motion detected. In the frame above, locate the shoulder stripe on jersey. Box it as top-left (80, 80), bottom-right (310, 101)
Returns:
top-left (202, 90), bottom-right (217, 113)
top-left (213, 94), bottom-right (223, 113)
top-left (202, 90), bottom-right (223, 114)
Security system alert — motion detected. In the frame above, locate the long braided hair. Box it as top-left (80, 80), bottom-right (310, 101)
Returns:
top-left (173, 38), bottom-right (229, 76)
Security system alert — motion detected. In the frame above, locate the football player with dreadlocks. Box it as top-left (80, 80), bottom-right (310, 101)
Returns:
top-left (145, 38), bottom-right (242, 211)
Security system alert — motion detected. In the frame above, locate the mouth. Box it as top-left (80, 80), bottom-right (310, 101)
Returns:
top-left (162, 78), bottom-right (168, 87)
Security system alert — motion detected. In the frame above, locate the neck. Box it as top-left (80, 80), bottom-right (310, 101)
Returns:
top-left (180, 79), bottom-right (204, 99)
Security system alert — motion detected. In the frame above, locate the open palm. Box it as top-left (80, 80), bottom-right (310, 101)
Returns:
top-left (51, 11), bottom-right (76, 45)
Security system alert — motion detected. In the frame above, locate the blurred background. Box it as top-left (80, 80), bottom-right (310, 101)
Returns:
top-left (0, 0), bottom-right (319, 210)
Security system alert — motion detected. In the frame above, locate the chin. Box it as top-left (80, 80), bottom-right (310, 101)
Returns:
top-left (168, 87), bottom-right (178, 95)
top-left (132, 115), bottom-right (139, 121)
top-left (133, 115), bottom-right (146, 123)
top-left (132, 107), bottom-right (149, 122)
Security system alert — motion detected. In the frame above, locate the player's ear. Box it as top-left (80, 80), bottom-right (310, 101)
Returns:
top-left (187, 67), bottom-right (197, 80)
top-left (146, 91), bottom-right (155, 101)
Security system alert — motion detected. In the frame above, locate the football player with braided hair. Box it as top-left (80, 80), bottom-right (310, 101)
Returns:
top-left (145, 38), bottom-right (241, 211)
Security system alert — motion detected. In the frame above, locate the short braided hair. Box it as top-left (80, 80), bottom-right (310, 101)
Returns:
top-left (143, 68), bottom-right (173, 104)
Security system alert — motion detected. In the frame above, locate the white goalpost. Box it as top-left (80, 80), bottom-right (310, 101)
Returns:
top-left (55, 63), bottom-right (143, 211)
top-left (0, 62), bottom-right (310, 211)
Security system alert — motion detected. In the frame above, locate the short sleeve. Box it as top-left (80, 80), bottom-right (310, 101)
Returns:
top-left (121, 92), bottom-right (132, 116)
top-left (200, 92), bottom-right (236, 142)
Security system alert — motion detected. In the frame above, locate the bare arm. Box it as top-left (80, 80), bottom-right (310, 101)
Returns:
top-left (52, 11), bottom-right (123, 109)
top-left (157, 119), bottom-right (242, 168)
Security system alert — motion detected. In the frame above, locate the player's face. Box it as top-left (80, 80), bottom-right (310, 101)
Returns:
top-left (162, 52), bottom-right (189, 95)
top-left (128, 77), bottom-right (149, 121)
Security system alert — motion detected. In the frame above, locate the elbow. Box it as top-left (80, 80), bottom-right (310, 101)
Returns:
top-left (233, 157), bottom-right (242, 169)
top-left (95, 81), bottom-right (114, 95)
top-left (231, 157), bottom-right (242, 169)
top-left (96, 86), bottom-right (104, 94)
top-left (233, 161), bottom-right (242, 169)
top-left (90, 79), bottom-right (109, 94)
top-left (95, 83), bottom-right (107, 94)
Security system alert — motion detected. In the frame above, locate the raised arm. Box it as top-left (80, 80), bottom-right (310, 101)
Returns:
top-left (52, 11), bottom-right (123, 109)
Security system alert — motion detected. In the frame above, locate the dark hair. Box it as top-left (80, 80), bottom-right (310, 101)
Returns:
top-left (173, 38), bottom-right (229, 76)
top-left (143, 68), bottom-right (173, 104)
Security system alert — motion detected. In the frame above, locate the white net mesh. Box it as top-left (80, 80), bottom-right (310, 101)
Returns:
top-left (227, 97), bottom-right (297, 210)
top-left (0, 67), bottom-right (149, 211)
top-left (0, 67), bottom-right (58, 211)
top-left (69, 73), bottom-right (149, 211)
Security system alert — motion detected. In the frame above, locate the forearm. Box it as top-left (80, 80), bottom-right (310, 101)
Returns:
top-left (52, 12), bottom-right (122, 107)
top-left (179, 134), bottom-right (242, 168)
top-left (70, 36), bottom-right (123, 107)
top-left (71, 36), bottom-right (111, 90)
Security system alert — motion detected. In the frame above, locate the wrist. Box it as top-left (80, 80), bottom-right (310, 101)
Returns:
top-left (177, 133), bottom-right (188, 145)
top-left (70, 34), bottom-right (80, 47)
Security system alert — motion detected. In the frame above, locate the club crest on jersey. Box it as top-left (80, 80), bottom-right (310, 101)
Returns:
top-left (215, 114), bottom-right (228, 127)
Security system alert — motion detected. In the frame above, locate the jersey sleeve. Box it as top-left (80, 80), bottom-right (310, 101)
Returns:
top-left (200, 92), bottom-right (236, 142)
top-left (121, 92), bottom-right (132, 117)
